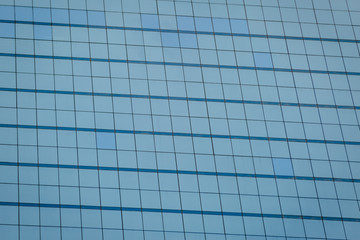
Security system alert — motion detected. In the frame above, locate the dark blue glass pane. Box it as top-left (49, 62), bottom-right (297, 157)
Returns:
top-left (15, 7), bottom-right (32, 21)
top-left (52, 9), bottom-right (69, 24)
top-left (141, 14), bottom-right (159, 28)
top-left (177, 16), bottom-right (195, 31)
top-left (213, 18), bottom-right (231, 33)
top-left (0, 6), bottom-right (14, 20)
top-left (70, 10), bottom-right (87, 24)
top-left (230, 19), bottom-right (249, 34)
top-left (195, 17), bottom-right (213, 32)
top-left (161, 32), bottom-right (180, 47)
top-left (88, 11), bottom-right (106, 26)
top-left (179, 34), bottom-right (198, 48)
top-left (272, 158), bottom-right (294, 175)
top-left (96, 132), bottom-right (116, 150)
top-left (254, 53), bottom-right (273, 68)
top-left (33, 8), bottom-right (51, 22)
top-left (34, 25), bottom-right (52, 40)
top-left (0, 23), bottom-right (15, 38)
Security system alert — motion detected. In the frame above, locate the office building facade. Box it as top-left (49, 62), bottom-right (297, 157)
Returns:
top-left (1, 0), bottom-right (360, 239)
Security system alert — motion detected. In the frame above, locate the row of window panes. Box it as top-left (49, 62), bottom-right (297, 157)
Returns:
top-left (2, 70), bottom-right (360, 93)
top-left (2, 88), bottom-right (360, 118)
top-left (1, 176), bottom-right (360, 208)
top-left (2, 107), bottom-right (360, 144)
top-left (3, 86), bottom-right (360, 108)
top-left (1, 211), bottom-right (358, 239)
top-left (3, 37), bottom-right (359, 61)
top-left (1, 163), bottom-right (359, 195)
top-left (2, 21), bottom-right (360, 43)
top-left (1, 52), bottom-right (359, 76)
top-left (1, 4), bottom-right (359, 28)
top-left (1, 127), bottom-right (360, 160)
top-left (2, 0), bottom-right (360, 12)
top-left (2, 108), bottom-right (360, 143)
top-left (2, 103), bottom-right (360, 141)
top-left (1, 140), bottom-right (358, 171)
top-left (1, 182), bottom-right (360, 218)
top-left (2, 24), bottom-right (360, 58)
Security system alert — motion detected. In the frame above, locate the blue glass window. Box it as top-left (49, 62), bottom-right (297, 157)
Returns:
top-left (0, 226), bottom-right (17, 239)
top-left (213, 18), bottom-right (231, 33)
top-left (70, 10), bottom-right (87, 24)
top-left (88, 11), bottom-right (106, 26)
top-left (195, 17), bottom-right (213, 32)
top-left (96, 132), bottom-right (116, 150)
top-left (15, 7), bottom-right (32, 21)
top-left (273, 158), bottom-right (294, 176)
top-left (254, 52), bottom-right (273, 68)
top-left (177, 16), bottom-right (195, 31)
top-left (141, 14), bottom-right (159, 28)
top-left (161, 32), bottom-right (180, 47)
top-left (34, 25), bottom-right (52, 40)
top-left (52, 9), bottom-right (69, 24)
top-left (0, 6), bottom-right (14, 20)
top-left (230, 19), bottom-right (249, 34)
top-left (33, 8), bottom-right (51, 22)
top-left (179, 33), bottom-right (198, 48)
top-left (0, 23), bottom-right (15, 38)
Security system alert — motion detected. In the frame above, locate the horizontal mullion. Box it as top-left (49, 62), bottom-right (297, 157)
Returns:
top-left (0, 53), bottom-right (359, 76)
top-left (0, 123), bottom-right (359, 145)
top-left (1, 19), bottom-right (359, 44)
top-left (0, 161), bottom-right (359, 183)
top-left (0, 201), bottom-right (359, 222)
top-left (1, 87), bottom-right (358, 110)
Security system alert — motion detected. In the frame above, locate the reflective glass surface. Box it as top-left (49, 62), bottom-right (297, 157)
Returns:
top-left (1, 0), bottom-right (360, 239)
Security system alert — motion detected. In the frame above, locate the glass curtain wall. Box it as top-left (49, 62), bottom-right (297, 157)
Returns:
top-left (0, 0), bottom-right (360, 239)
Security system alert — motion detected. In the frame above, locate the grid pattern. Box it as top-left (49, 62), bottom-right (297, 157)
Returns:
top-left (1, 0), bottom-right (360, 239)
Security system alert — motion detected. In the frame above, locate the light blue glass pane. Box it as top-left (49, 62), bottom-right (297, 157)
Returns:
top-left (144, 231), bottom-right (164, 240)
top-left (61, 228), bottom-right (82, 240)
top-left (82, 228), bottom-right (102, 240)
top-left (34, 8), bottom-right (51, 22)
top-left (231, 19), bottom-right (249, 34)
top-left (141, 14), bottom-right (159, 28)
top-left (0, 6), bottom-right (14, 20)
top-left (41, 227), bottom-right (61, 240)
top-left (70, 10), bottom-right (87, 24)
top-left (324, 220), bottom-right (346, 239)
top-left (195, 17), bottom-right (213, 32)
top-left (163, 213), bottom-right (183, 231)
top-left (264, 218), bottom-right (285, 236)
top-left (186, 233), bottom-right (205, 240)
top-left (213, 18), bottom-right (231, 33)
top-left (96, 132), bottom-right (116, 150)
top-left (177, 16), bottom-right (195, 31)
top-left (184, 214), bottom-right (204, 232)
top-left (15, 7), bottom-right (32, 21)
top-left (34, 25), bottom-right (52, 40)
top-left (272, 158), bottom-right (293, 175)
top-left (88, 11), bottom-right (106, 26)
top-left (304, 220), bottom-right (325, 238)
top-left (180, 33), bottom-right (198, 48)
top-left (52, 9), bottom-right (69, 24)
top-left (164, 232), bottom-right (183, 240)
top-left (0, 226), bottom-right (17, 240)
top-left (0, 23), bottom-right (15, 38)
top-left (124, 230), bottom-right (143, 239)
top-left (161, 32), bottom-right (180, 47)
top-left (123, 212), bottom-right (143, 230)
top-left (20, 226), bottom-right (40, 240)
top-left (254, 52), bottom-right (273, 68)
top-left (103, 229), bottom-right (123, 240)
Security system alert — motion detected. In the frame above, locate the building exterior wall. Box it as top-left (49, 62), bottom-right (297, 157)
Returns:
top-left (1, 0), bottom-right (360, 239)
